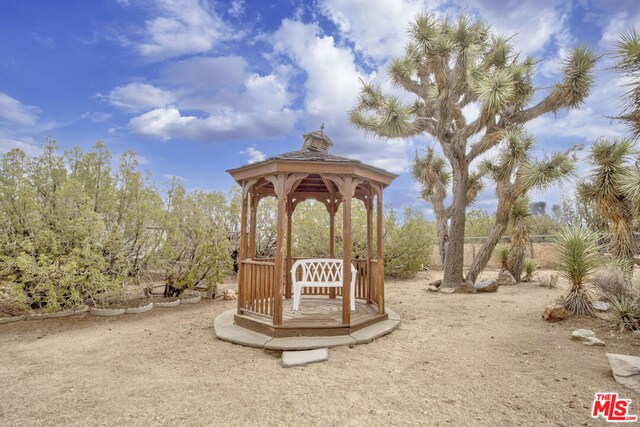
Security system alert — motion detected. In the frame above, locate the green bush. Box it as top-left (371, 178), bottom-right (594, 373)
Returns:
top-left (384, 207), bottom-right (433, 279)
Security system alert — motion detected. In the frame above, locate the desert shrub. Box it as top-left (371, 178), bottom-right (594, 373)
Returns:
top-left (592, 268), bottom-right (640, 331)
top-left (592, 269), bottom-right (635, 302)
top-left (523, 258), bottom-right (537, 282)
top-left (384, 207), bottom-right (433, 279)
top-left (160, 180), bottom-right (233, 297)
top-left (555, 226), bottom-right (599, 316)
top-left (0, 143), bottom-right (126, 311)
top-left (0, 141), bottom-right (234, 310)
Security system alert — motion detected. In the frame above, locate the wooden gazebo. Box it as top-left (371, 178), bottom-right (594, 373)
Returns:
top-left (226, 128), bottom-right (397, 337)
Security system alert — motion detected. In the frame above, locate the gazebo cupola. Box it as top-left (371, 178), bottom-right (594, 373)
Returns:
top-left (226, 127), bottom-right (398, 338)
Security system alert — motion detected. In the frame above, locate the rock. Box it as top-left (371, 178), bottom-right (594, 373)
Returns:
top-left (543, 304), bottom-right (572, 322)
top-left (426, 285), bottom-right (439, 292)
top-left (593, 301), bottom-right (610, 312)
top-left (440, 288), bottom-right (455, 294)
top-left (281, 348), bottom-right (329, 368)
top-left (223, 289), bottom-right (237, 300)
top-left (455, 281), bottom-right (477, 294)
top-left (571, 329), bottom-right (596, 341)
top-left (606, 353), bottom-right (640, 394)
top-left (428, 279), bottom-right (442, 288)
top-left (584, 337), bottom-right (605, 346)
top-left (497, 270), bottom-right (517, 286)
top-left (475, 279), bottom-right (498, 293)
top-left (633, 330), bottom-right (640, 338)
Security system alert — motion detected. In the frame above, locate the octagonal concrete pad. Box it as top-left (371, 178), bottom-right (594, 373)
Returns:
top-left (213, 307), bottom-right (400, 350)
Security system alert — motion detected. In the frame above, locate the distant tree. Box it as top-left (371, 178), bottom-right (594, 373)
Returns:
top-left (384, 207), bottom-right (433, 278)
top-left (351, 13), bottom-right (597, 288)
top-left (530, 201), bottom-right (546, 216)
top-left (465, 209), bottom-right (495, 238)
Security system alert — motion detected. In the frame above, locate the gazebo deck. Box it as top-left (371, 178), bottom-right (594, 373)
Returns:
top-left (235, 297), bottom-right (388, 338)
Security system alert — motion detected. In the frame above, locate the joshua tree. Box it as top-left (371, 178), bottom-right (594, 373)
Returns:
top-left (578, 139), bottom-right (637, 273)
top-left (465, 131), bottom-right (576, 283)
top-left (350, 13), bottom-right (597, 289)
top-left (506, 197), bottom-right (532, 281)
top-left (555, 226), bottom-right (599, 316)
top-left (611, 27), bottom-right (640, 140)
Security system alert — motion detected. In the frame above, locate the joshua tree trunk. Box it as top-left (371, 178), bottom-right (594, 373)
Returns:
top-left (442, 159), bottom-right (468, 288)
top-left (466, 197), bottom-right (511, 283)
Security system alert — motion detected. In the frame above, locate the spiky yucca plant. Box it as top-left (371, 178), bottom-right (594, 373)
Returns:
top-left (555, 226), bottom-right (599, 316)
top-left (523, 258), bottom-right (537, 282)
top-left (506, 197), bottom-right (532, 281)
top-left (351, 13), bottom-right (597, 288)
top-left (495, 246), bottom-right (509, 270)
top-left (609, 296), bottom-right (640, 331)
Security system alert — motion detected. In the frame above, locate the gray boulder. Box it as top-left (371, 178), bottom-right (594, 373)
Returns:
top-left (571, 329), bottom-right (596, 341)
top-left (593, 301), bottom-right (610, 312)
top-left (584, 337), bottom-right (606, 346)
top-left (428, 279), bottom-right (442, 288)
top-left (475, 279), bottom-right (498, 293)
top-left (606, 353), bottom-right (640, 394)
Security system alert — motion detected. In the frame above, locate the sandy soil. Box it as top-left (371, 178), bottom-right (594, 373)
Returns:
top-left (1, 271), bottom-right (639, 426)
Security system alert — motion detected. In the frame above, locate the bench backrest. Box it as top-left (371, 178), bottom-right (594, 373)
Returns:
top-left (291, 258), bottom-right (356, 284)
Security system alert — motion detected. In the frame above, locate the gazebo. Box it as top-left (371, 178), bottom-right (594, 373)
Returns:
top-left (225, 127), bottom-right (397, 338)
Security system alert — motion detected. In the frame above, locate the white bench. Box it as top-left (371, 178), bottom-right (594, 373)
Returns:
top-left (290, 259), bottom-right (357, 312)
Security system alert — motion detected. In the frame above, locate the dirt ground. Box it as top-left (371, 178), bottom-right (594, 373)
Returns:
top-left (1, 270), bottom-right (639, 426)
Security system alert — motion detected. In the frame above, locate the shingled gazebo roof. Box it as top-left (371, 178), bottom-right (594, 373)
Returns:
top-left (227, 127), bottom-right (398, 185)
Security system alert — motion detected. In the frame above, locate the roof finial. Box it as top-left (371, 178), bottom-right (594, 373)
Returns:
top-left (320, 123), bottom-right (325, 132)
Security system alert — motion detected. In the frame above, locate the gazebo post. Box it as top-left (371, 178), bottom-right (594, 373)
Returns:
top-left (272, 173), bottom-right (286, 325)
top-left (341, 176), bottom-right (353, 325)
top-left (328, 193), bottom-right (336, 299)
top-left (366, 186), bottom-right (373, 304)
top-left (237, 182), bottom-right (249, 314)
top-left (285, 196), bottom-right (293, 299)
top-left (248, 192), bottom-right (257, 259)
top-left (375, 185), bottom-right (385, 314)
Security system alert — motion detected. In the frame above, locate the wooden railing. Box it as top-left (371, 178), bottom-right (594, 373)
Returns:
top-left (243, 258), bottom-right (379, 316)
top-left (239, 259), bottom-right (275, 316)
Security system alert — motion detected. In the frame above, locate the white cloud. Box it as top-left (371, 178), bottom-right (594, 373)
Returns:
top-left (99, 83), bottom-right (175, 112)
top-left (0, 135), bottom-right (41, 156)
top-left (270, 19), bottom-right (412, 174)
top-left (81, 111), bottom-right (112, 123)
top-left (228, 0), bottom-right (245, 18)
top-left (163, 173), bottom-right (186, 181)
top-left (159, 55), bottom-right (248, 90)
top-left (241, 146), bottom-right (266, 164)
top-left (136, 0), bottom-right (237, 61)
top-left (31, 32), bottom-right (54, 48)
top-left (0, 93), bottom-right (39, 125)
top-left (128, 106), bottom-right (297, 142)
top-left (319, 0), bottom-right (434, 62)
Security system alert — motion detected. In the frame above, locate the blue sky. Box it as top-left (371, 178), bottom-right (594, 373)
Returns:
top-left (0, 0), bottom-right (638, 216)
